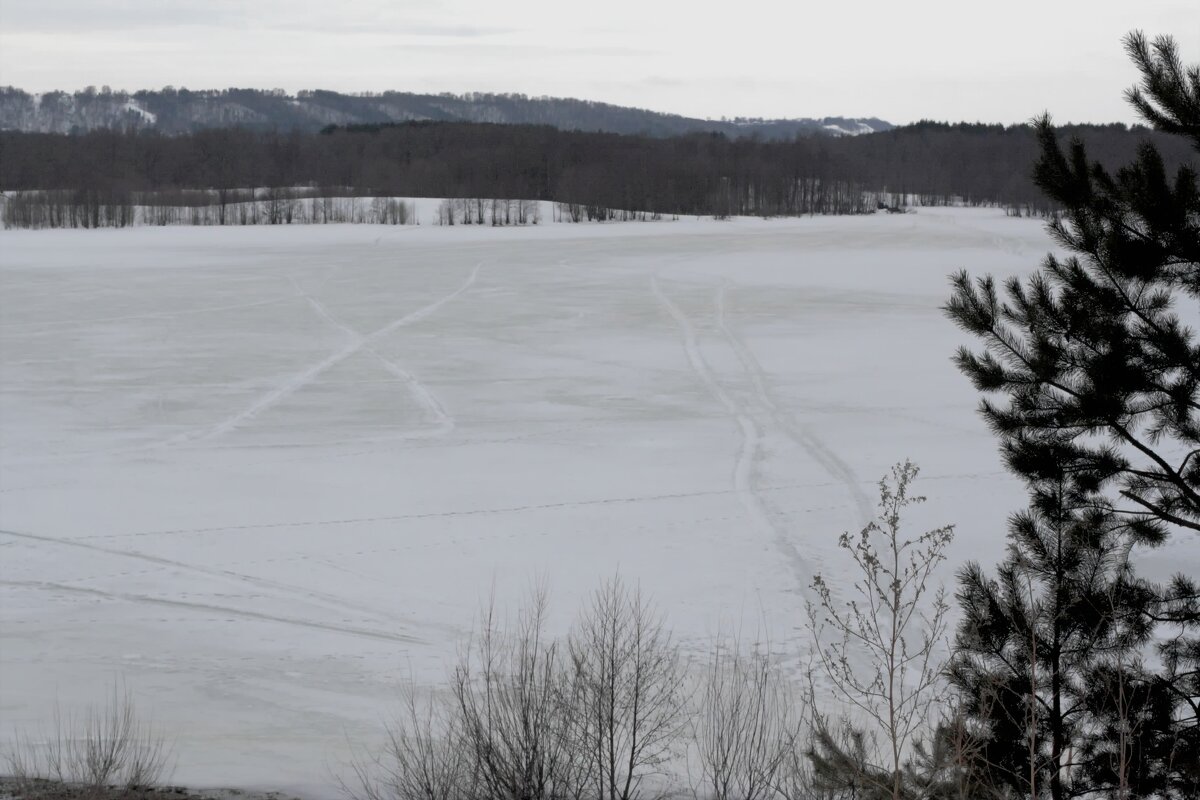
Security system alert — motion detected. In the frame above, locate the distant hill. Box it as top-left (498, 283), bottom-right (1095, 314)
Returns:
top-left (0, 86), bottom-right (891, 139)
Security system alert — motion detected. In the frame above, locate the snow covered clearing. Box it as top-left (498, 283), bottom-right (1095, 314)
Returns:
top-left (2, 209), bottom-right (1194, 794)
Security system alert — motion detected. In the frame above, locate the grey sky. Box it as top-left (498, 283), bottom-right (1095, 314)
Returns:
top-left (1, 0), bottom-right (1197, 124)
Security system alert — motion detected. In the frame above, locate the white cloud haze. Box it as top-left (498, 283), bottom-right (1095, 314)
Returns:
top-left (1, 0), bottom-right (1198, 123)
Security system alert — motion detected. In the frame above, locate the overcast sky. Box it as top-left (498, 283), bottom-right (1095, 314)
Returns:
top-left (1, 1), bottom-right (1197, 125)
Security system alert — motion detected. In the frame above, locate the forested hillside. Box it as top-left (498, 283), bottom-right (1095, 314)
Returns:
top-left (0, 86), bottom-right (889, 139)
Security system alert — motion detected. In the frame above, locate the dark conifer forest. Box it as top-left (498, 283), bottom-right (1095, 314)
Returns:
top-left (0, 118), bottom-right (1193, 228)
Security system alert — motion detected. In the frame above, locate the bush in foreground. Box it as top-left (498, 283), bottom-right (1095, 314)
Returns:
top-left (4, 683), bottom-right (173, 798)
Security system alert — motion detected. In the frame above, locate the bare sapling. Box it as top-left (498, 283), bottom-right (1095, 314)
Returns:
top-left (807, 460), bottom-right (954, 800)
top-left (4, 681), bottom-right (172, 793)
top-left (343, 682), bottom-right (473, 800)
top-left (691, 634), bottom-right (796, 800)
top-left (452, 584), bottom-right (573, 800)
top-left (566, 575), bottom-right (688, 800)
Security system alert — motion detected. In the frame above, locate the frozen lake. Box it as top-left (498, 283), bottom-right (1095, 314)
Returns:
top-left (4, 209), bottom-right (1193, 793)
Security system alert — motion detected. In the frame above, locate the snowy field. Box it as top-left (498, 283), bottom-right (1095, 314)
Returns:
top-left (3, 208), bottom-right (1195, 794)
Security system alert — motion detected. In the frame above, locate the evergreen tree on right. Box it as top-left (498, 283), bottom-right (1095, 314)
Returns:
top-left (943, 32), bottom-right (1199, 799)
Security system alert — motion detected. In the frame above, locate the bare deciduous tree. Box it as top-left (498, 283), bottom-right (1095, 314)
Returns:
top-left (452, 585), bottom-right (574, 800)
top-left (343, 682), bottom-right (474, 800)
top-left (566, 576), bottom-right (687, 800)
top-left (4, 682), bottom-right (173, 792)
top-left (691, 636), bottom-right (796, 800)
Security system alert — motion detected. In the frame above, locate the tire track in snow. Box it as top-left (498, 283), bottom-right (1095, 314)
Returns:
top-left (651, 277), bottom-right (814, 595)
top-left (0, 579), bottom-right (422, 644)
top-left (714, 282), bottom-right (875, 529)
top-left (294, 280), bottom-right (454, 438)
top-left (167, 263), bottom-right (480, 446)
top-left (0, 527), bottom-right (422, 633)
top-left (2, 267), bottom-right (474, 463)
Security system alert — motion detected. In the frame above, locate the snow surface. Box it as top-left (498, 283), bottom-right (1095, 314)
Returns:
top-left (821, 121), bottom-right (875, 136)
top-left (124, 100), bottom-right (158, 124)
top-left (2, 208), bottom-right (1195, 794)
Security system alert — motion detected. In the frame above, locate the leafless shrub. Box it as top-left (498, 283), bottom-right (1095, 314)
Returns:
top-left (4, 682), bottom-right (173, 793)
top-left (566, 576), bottom-right (687, 800)
top-left (690, 636), bottom-right (796, 800)
top-left (350, 579), bottom-right (693, 800)
top-left (343, 683), bottom-right (474, 800)
top-left (451, 585), bottom-right (575, 800)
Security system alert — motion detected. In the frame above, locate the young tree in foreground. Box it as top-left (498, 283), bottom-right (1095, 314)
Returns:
top-left (945, 31), bottom-right (1200, 799)
top-left (948, 477), bottom-right (1156, 800)
top-left (452, 587), bottom-right (574, 800)
top-left (567, 576), bottom-right (687, 800)
top-left (691, 637), bottom-right (797, 800)
top-left (4, 682), bottom-right (173, 792)
top-left (344, 683), bottom-right (474, 800)
top-left (903, 696), bottom-right (1002, 800)
top-left (806, 461), bottom-right (955, 800)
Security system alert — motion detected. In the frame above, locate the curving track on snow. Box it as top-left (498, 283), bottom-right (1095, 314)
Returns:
top-left (651, 276), bottom-right (815, 596)
top-left (714, 281), bottom-right (875, 528)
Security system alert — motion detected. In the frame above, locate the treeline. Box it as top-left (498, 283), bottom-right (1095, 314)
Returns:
top-left (0, 188), bottom-right (419, 229)
top-left (1, 119), bottom-right (1193, 229)
top-left (832, 120), bottom-right (1192, 215)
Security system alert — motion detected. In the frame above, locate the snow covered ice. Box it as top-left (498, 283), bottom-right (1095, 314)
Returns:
top-left (3, 208), bottom-right (1195, 793)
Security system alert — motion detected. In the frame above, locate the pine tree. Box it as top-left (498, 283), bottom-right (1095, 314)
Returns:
top-left (945, 32), bottom-right (1199, 541)
top-left (944, 31), bottom-right (1199, 799)
top-left (948, 479), bottom-right (1152, 799)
